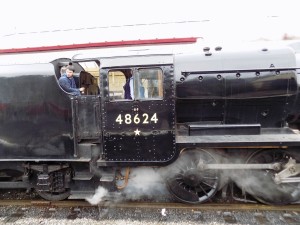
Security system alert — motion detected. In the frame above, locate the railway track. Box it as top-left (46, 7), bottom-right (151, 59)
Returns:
top-left (1, 199), bottom-right (300, 212)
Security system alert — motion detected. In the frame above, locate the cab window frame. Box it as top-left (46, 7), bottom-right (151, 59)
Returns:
top-left (107, 67), bottom-right (164, 102)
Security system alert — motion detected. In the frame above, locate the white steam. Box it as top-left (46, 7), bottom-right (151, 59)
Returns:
top-left (222, 168), bottom-right (300, 204)
top-left (86, 186), bottom-right (108, 205)
top-left (121, 167), bottom-right (170, 201)
top-left (85, 167), bottom-right (171, 205)
top-left (85, 151), bottom-right (300, 205)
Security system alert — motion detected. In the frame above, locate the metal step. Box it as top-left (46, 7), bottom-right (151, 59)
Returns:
top-left (100, 174), bottom-right (115, 182)
top-left (72, 172), bottom-right (93, 181)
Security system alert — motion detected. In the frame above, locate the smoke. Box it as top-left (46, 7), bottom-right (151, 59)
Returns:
top-left (217, 149), bottom-right (300, 205)
top-left (85, 150), bottom-right (300, 205)
top-left (121, 167), bottom-right (170, 201)
top-left (86, 186), bottom-right (108, 205)
top-left (85, 167), bottom-right (171, 205)
top-left (228, 169), bottom-right (300, 204)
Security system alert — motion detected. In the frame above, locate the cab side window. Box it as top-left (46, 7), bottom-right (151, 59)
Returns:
top-left (108, 69), bottom-right (129, 100)
top-left (136, 68), bottom-right (163, 99)
top-left (108, 68), bottom-right (163, 101)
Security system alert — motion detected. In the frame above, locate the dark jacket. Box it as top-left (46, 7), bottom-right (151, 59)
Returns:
top-left (58, 74), bottom-right (81, 96)
top-left (123, 77), bottom-right (133, 99)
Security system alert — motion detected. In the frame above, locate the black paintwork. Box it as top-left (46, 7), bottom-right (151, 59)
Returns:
top-left (0, 64), bottom-right (75, 159)
top-left (1, 52), bottom-right (300, 167)
top-left (176, 70), bottom-right (298, 128)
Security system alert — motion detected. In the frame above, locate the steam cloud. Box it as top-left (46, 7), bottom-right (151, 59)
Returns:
top-left (86, 186), bottom-right (108, 205)
top-left (86, 151), bottom-right (300, 205)
top-left (86, 167), bottom-right (170, 205)
top-left (121, 167), bottom-right (170, 201)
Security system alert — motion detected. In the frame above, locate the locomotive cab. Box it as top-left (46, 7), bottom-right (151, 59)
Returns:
top-left (72, 54), bottom-right (177, 166)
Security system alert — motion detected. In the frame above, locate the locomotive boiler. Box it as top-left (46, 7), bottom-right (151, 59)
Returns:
top-left (1, 43), bottom-right (300, 205)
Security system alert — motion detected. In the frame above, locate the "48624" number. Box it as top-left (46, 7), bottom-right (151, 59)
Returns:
top-left (115, 113), bottom-right (158, 125)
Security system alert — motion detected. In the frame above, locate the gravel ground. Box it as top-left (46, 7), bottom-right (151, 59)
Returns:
top-left (0, 205), bottom-right (300, 225)
top-left (0, 189), bottom-right (40, 200)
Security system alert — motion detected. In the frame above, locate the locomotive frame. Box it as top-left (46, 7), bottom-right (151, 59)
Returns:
top-left (1, 42), bottom-right (300, 205)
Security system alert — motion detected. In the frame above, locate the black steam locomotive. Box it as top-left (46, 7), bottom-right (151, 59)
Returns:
top-left (1, 43), bottom-right (300, 205)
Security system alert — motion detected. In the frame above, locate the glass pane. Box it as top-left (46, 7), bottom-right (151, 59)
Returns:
top-left (108, 70), bottom-right (126, 100)
top-left (136, 68), bottom-right (163, 99)
top-left (108, 69), bottom-right (133, 101)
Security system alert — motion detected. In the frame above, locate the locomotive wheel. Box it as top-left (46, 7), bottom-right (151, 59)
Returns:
top-left (35, 189), bottom-right (71, 201)
top-left (166, 149), bottom-right (219, 204)
top-left (244, 149), bottom-right (300, 205)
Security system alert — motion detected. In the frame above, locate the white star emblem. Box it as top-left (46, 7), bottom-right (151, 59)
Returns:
top-left (134, 128), bottom-right (141, 136)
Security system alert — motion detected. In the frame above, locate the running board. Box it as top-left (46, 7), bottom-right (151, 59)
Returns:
top-left (177, 133), bottom-right (300, 148)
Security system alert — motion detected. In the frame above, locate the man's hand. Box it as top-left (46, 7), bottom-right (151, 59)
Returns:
top-left (79, 87), bottom-right (85, 94)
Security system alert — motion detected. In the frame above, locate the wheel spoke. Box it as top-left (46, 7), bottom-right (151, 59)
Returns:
top-left (203, 176), bottom-right (217, 180)
top-left (201, 181), bottom-right (215, 188)
top-left (198, 184), bottom-right (209, 196)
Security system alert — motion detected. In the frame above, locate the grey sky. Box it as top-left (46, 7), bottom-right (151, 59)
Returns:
top-left (1, 0), bottom-right (299, 41)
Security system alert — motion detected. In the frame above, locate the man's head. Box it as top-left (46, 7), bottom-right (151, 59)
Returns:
top-left (66, 65), bottom-right (75, 78)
